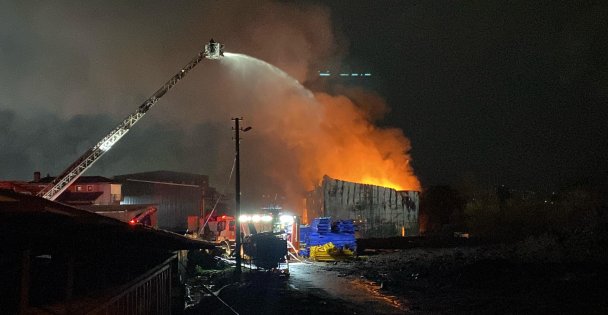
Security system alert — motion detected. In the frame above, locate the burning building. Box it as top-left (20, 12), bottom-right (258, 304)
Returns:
top-left (306, 176), bottom-right (419, 238)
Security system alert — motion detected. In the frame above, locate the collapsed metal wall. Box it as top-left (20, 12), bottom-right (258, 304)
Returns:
top-left (306, 176), bottom-right (419, 238)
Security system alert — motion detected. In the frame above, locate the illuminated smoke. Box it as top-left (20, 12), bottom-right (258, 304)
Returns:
top-left (216, 52), bottom-right (420, 210)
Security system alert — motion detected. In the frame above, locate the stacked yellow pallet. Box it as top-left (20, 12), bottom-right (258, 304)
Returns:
top-left (309, 242), bottom-right (354, 261)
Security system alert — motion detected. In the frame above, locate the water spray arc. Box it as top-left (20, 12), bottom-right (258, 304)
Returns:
top-left (222, 52), bottom-right (314, 99)
top-left (219, 52), bottom-right (420, 194)
top-left (38, 39), bottom-right (225, 200)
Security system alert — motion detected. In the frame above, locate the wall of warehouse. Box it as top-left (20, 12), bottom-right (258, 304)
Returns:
top-left (306, 176), bottom-right (420, 238)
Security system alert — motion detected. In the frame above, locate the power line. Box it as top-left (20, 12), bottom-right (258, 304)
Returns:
top-left (198, 157), bottom-right (236, 235)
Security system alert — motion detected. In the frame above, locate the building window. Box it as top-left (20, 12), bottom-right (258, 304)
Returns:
top-left (87, 185), bottom-right (93, 192)
top-left (76, 186), bottom-right (83, 192)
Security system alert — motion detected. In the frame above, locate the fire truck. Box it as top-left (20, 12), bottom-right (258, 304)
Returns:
top-left (188, 211), bottom-right (300, 269)
top-left (193, 214), bottom-right (239, 254)
top-left (188, 213), bottom-right (269, 255)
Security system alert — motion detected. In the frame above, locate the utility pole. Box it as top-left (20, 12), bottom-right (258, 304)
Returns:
top-left (200, 189), bottom-right (205, 228)
top-left (232, 117), bottom-right (251, 276)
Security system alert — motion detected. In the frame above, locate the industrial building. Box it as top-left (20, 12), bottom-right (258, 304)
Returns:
top-left (0, 172), bottom-right (161, 226)
top-left (0, 170), bottom-right (223, 230)
top-left (115, 170), bottom-right (226, 231)
top-left (1, 172), bottom-right (121, 206)
top-left (306, 176), bottom-right (420, 238)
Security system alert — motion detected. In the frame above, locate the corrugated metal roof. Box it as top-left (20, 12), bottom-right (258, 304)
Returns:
top-left (0, 189), bottom-right (214, 251)
top-left (78, 204), bottom-right (156, 212)
top-left (29, 175), bottom-right (119, 184)
top-left (114, 170), bottom-right (208, 186)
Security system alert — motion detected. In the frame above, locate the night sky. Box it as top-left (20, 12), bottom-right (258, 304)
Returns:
top-left (322, 0), bottom-right (608, 191)
top-left (1, 0), bottom-right (607, 197)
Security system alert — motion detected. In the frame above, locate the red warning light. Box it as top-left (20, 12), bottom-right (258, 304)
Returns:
top-left (129, 219), bottom-right (137, 225)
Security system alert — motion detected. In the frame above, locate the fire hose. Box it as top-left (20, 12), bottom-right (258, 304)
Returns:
top-left (200, 284), bottom-right (240, 315)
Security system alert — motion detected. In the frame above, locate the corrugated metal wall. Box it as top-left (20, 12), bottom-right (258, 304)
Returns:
top-left (121, 182), bottom-right (201, 230)
top-left (115, 171), bottom-right (210, 230)
top-left (307, 176), bottom-right (419, 238)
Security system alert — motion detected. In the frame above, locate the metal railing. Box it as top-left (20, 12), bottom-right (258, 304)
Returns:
top-left (87, 256), bottom-right (174, 315)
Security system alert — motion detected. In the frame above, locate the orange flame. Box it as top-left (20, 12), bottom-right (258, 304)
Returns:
top-left (313, 93), bottom-right (420, 191)
top-left (276, 92), bottom-right (420, 193)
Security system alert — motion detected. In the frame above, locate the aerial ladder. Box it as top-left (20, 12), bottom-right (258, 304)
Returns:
top-left (38, 39), bottom-right (224, 200)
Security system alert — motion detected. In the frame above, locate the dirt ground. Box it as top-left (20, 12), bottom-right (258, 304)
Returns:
top-left (186, 245), bottom-right (608, 314)
top-left (326, 246), bottom-right (608, 314)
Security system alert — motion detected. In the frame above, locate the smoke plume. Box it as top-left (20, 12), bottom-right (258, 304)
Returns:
top-left (0, 0), bottom-right (419, 212)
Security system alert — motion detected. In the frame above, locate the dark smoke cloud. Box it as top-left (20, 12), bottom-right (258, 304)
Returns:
top-left (0, 109), bottom-right (113, 179)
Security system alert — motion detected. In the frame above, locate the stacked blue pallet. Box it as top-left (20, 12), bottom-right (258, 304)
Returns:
top-left (307, 233), bottom-right (356, 249)
top-left (300, 217), bottom-right (356, 257)
top-left (300, 226), bottom-right (312, 241)
top-left (299, 226), bottom-right (312, 257)
top-left (336, 220), bottom-right (355, 234)
top-left (311, 217), bottom-right (331, 234)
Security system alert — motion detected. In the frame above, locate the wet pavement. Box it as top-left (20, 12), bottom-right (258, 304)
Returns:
top-left (186, 260), bottom-right (406, 315)
top-left (288, 262), bottom-right (406, 314)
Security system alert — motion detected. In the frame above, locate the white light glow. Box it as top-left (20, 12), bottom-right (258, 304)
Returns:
top-left (99, 140), bottom-right (115, 152)
top-left (240, 214), bottom-right (272, 222)
top-left (279, 215), bottom-right (294, 224)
